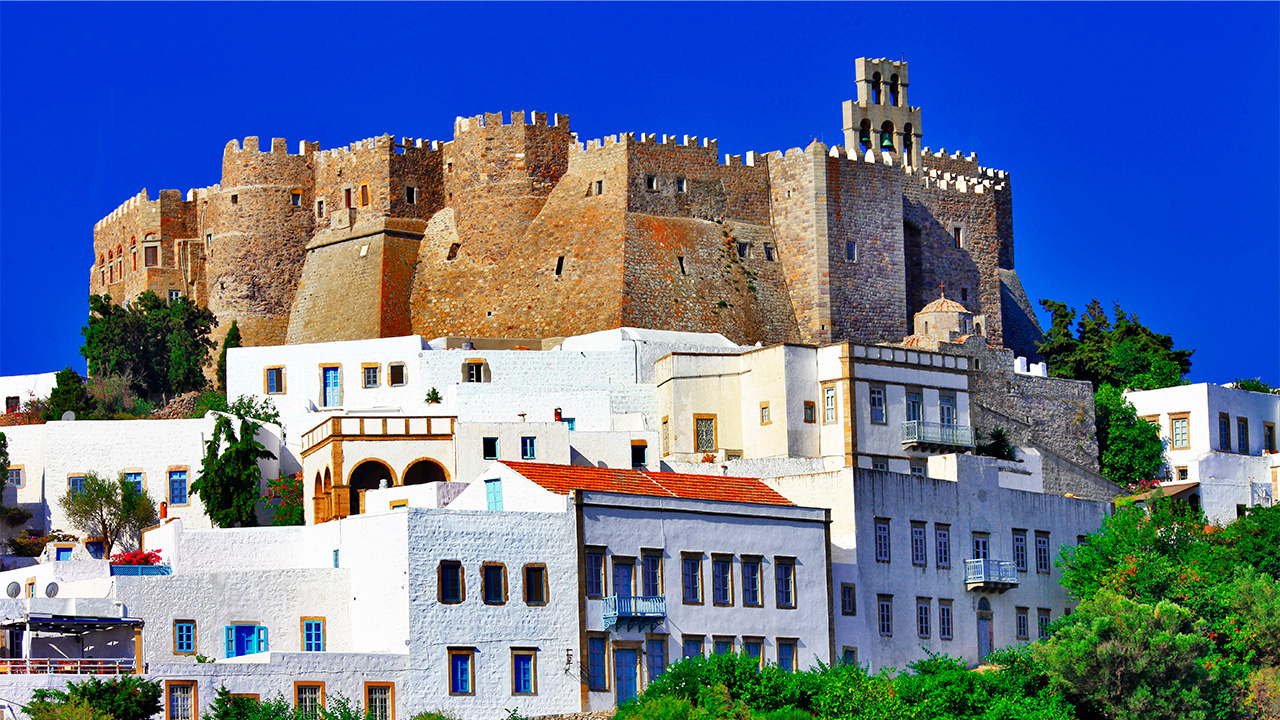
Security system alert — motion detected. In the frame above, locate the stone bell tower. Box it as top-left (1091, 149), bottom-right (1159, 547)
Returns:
top-left (842, 58), bottom-right (924, 168)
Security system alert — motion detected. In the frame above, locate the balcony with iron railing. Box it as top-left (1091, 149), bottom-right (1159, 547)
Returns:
top-left (964, 559), bottom-right (1019, 593)
top-left (901, 420), bottom-right (975, 449)
top-left (0, 658), bottom-right (135, 674)
top-left (602, 595), bottom-right (666, 631)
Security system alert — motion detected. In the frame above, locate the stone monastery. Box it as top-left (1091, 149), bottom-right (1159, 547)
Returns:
top-left (90, 57), bottom-right (1043, 360)
top-left (15, 57), bottom-right (1275, 720)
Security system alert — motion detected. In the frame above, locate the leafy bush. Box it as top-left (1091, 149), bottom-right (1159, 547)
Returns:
top-left (27, 697), bottom-right (114, 720)
top-left (0, 504), bottom-right (33, 527)
top-left (8, 529), bottom-right (77, 557)
top-left (265, 473), bottom-right (305, 526)
top-left (30, 676), bottom-right (162, 720)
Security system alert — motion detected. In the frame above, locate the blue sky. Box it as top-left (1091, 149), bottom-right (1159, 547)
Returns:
top-left (1, 2), bottom-right (1276, 384)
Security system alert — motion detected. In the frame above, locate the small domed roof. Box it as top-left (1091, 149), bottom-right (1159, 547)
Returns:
top-left (920, 294), bottom-right (970, 314)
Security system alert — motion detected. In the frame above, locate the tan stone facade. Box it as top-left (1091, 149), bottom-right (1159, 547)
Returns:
top-left (90, 58), bottom-right (1043, 358)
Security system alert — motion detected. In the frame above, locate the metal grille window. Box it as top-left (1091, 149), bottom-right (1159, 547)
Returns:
top-left (911, 524), bottom-right (927, 566)
top-left (365, 685), bottom-right (392, 720)
top-left (875, 519), bottom-right (891, 562)
top-left (741, 559), bottom-right (761, 606)
top-left (168, 683), bottom-right (194, 720)
top-left (695, 417), bottom-right (716, 452)
top-left (916, 599), bottom-right (930, 638)
top-left (1036, 533), bottom-right (1051, 573)
top-left (712, 558), bottom-right (732, 605)
top-left (877, 596), bottom-right (893, 636)
top-left (775, 559), bottom-right (795, 609)
top-left (296, 684), bottom-right (323, 717)
top-left (936, 526), bottom-right (951, 568)
top-left (1013, 531), bottom-right (1027, 572)
top-left (869, 387), bottom-right (886, 424)
top-left (939, 602), bottom-right (953, 640)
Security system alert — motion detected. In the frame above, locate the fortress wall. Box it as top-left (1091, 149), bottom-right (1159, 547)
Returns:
top-left (768, 145), bottom-right (828, 344)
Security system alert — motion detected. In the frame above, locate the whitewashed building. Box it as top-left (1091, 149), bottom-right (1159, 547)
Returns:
top-left (0, 372), bottom-right (58, 416)
top-left (1126, 383), bottom-right (1280, 524)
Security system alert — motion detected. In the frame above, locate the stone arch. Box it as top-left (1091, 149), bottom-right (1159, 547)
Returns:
top-left (348, 459), bottom-right (395, 515)
top-left (880, 121), bottom-right (895, 151)
top-left (858, 119), bottom-right (873, 152)
top-left (889, 74), bottom-right (900, 106)
top-left (403, 458), bottom-right (449, 486)
top-left (870, 71), bottom-right (882, 104)
top-left (313, 472), bottom-right (323, 498)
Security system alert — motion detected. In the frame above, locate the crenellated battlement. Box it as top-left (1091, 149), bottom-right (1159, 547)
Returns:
top-left (571, 133), bottom-right (724, 160)
top-left (314, 133), bottom-right (441, 161)
top-left (453, 110), bottom-right (570, 135)
top-left (95, 189), bottom-right (155, 231)
top-left (224, 137), bottom-right (320, 157)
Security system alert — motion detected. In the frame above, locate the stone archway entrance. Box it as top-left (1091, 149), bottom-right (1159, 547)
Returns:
top-left (403, 459), bottom-right (447, 486)
top-left (348, 460), bottom-right (394, 516)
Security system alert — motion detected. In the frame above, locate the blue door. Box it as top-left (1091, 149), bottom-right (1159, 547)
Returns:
top-left (614, 562), bottom-right (633, 598)
top-left (614, 649), bottom-right (638, 704)
top-left (323, 368), bottom-right (340, 407)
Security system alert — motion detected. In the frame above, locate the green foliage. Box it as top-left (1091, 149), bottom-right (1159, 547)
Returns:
top-left (194, 392), bottom-right (281, 426)
top-left (0, 505), bottom-right (34, 527)
top-left (218, 320), bottom-right (242, 395)
top-left (425, 387), bottom-right (443, 404)
top-left (410, 712), bottom-right (462, 720)
top-left (85, 373), bottom-right (155, 419)
top-left (1034, 590), bottom-right (1219, 720)
top-left (0, 431), bottom-right (7, 495)
top-left (265, 474), bottom-right (305, 526)
top-left (1246, 665), bottom-right (1280, 719)
top-left (206, 691), bottom-right (368, 720)
top-left (7, 529), bottom-right (77, 557)
top-left (58, 471), bottom-right (157, 558)
top-left (80, 292), bottom-right (217, 401)
top-left (1224, 505), bottom-right (1280, 580)
top-left (1234, 377), bottom-right (1280, 395)
top-left (1037, 298), bottom-right (1192, 390)
top-left (208, 686), bottom-right (259, 720)
top-left (892, 648), bottom-right (1075, 720)
top-left (27, 697), bottom-right (115, 720)
top-left (1094, 383), bottom-right (1167, 485)
top-left (30, 675), bottom-right (162, 720)
top-left (975, 427), bottom-right (1018, 461)
top-left (44, 366), bottom-right (97, 421)
top-left (192, 415), bottom-right (275, 527)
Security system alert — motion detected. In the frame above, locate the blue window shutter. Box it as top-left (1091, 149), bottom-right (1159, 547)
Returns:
top-left (225, 626), bottom-right (234, 658)
top-left (257, 626), bottom-right (268, 653)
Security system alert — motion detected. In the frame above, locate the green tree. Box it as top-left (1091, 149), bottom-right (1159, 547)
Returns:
top-left (193, 415), bottom-right (275, 527)
top-left (58, 472), bottom-right (158, 558)
top-left (1234, 377), bottom-right (1280, 395)
top-left (217, 320), bottom-right (242, 395)
top-left (975, 427), bottom-right (1018, 461)
top-left (1038, 299), bottom-right (1193, 390)
top-left (1034, 590), bottom-right (1219, 720)
top-left (30, 676), bottom-right (162, 720)
top-left (44, 366), bottom-right (97, 421)
top-left (207, 685), bottom-right (259, 720)
top-left (80, 292), bottom-right (217, 400)
top-left (1224, 505), bottom-right (1280, 581)
top-left (1094, 384), bottom-right (1167, 485)
top-left (27, 697), bottom-right (114, 720)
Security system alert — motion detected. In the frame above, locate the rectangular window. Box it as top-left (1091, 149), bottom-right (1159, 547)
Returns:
top-left (291, 192), bottom-right (302, 207)
top-left (4, 396), bottom-right (17, 414)
top-left (631, 443), bottom-right (648, 466)
top-left (1013, 530), bottom-right (1028, 572)
top-left (586, 550), bottom-right (604, 598)
top-left (466, 362), bottom-right (484, 383)
top-left (939, 600), bottom-right (953, 640)
top-left (1038, 609), bottom-right (1052, 639)
top-left (803, 401), bottom-right (816, 423)
top-left (642, 553), bottom-right (662, 597)
top-left (714, 638), bottom-right (733, 655)
top-left (524, 564), bottom-right (547, 605)
top-left (910, 463), bottom-right (926, 478)
top-left (588, 637), bottom-right (607, 690)
top-left (362, 365), bottom-right (380, 388)
top-left (712, 557), bottom-right (733, 606)
top-left (939, 394), bottom-right (957, 426)
top-left (743, 638), bottom-right (763, 665)
top-left (1265, 423), bottom-right (1276, 453)
top-left (55, 546), bottom-right (72, 561)
top-left (1171, 414), bottom-right (1190, 449)
top-left (322, 366), bottom-right (341, 407)
top-left (485, 479), bottom-right (503, 511)
top-left (1220, 413), bottom-right (1232, 451)
top-left (145, 246), bottom-right (159, 267)
top-left (906, 391), bottom-right (922, 422)
top-left (125, 471), bottom-right (144, 495)
top-left (841, 647), bottom-right (857, 666)
top-left (482, 437), bottom-right (498, 460)
top-left (439, 561), bottom-right (464, 603)
top-left (741, 557), bottom-right (761, 607)
top-left (613, 558), bottom-right (634, 598)
top-left (763, 244), bottom-right (775, 261)
top-left (953, 226), bottom-right (964, 249)
top-left (877, 595), bottom-right (893, 636)
top-left (169, 470), bottom-right (188, 505)
top-left (360, 184), bottom-right (370, 206)
top-left (302, 619), bottom-right (325, 652)
top-left (874, 518), bottom-right (891, 562)
top-left (694, 415), bottom-right (717, 452)
top-left (645, 175), bottom-right (658, 191)
top-left (872, 458), bottom-right (889, 472)
top-left (1036, 532), bottom-right (1051, 574)
top-left (365, 683), bottom-right (393, 720)
top-left (683, 636), bottom-right (704, 659)
top-left (676, 177), bottom-right (687, 193)
top-left (869, 386), bottom-right (886, 424)
top-left (295, 682), bottom-right (324, 717)
top-left (824, 386), bottom-right (837, 423)
top-left (682, 555), bottom-right (702, 604)
top-left (1016, 607), bottom-right (1030, 639)
top-left (389, 363), bottom-right (406, 386)
top-left (911, 523), bottom-right (927, 566)
top-left (174, 621), bottom-right (195, 654)
top-left (521, 436), bottom-right (537, 460)
top-left (7, 468), bottom-right (21, 489)
top-left (936, 525), bottom-right (951, 568)
top-left (760, 402), bottom-right (771, 425)
top-left (778, 640), bottom-right (797, 672)
top-left (483, 564), bottom-right (506, 604)
top-left (168, 289), bottom-right (182, 303)
top-left (405, 186), bottom-right (418, 204)
top-left (916, 599), bottom-right (931, 638)
top-left (736, 242), bottom-right (749, 258)
top-left (846, 241), bottom-right (857, 262)
top-left (316, 200), bottom-right (325, 217)
top-left (512, 649), bottom-right (536, 695)
top-left (594, 179), bottom-right (604, 195)
top-left (1238, 418), bottom-right (1250, 454)
top-left (840, 583), bottom-right (856, 615)
top-left (646, 637), bottom-right (666, 679)
top-left (266, 367), bottom-right (285, 394)
top-left (166, 681), bottom-right (196, 720)
top-left (449, 649), bottom-right (474, 695)
top-left (775, 558), bottom-right (796, 609)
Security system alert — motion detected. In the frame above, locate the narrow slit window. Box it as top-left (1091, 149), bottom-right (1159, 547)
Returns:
top-left (645, 175), bottom-right (658, 191)
top-left (555, 256), bottom-right (565, 276)
top-left (446, 243), bottom-right (461, 261)
top-left (677, 256), bottom-right (687, 275)
top-left (291, 193), bottom-right (302, 207)
top-left (360, 184), bottom-right (370, 206)
top-left (406, 186), bottom-right (417, 204)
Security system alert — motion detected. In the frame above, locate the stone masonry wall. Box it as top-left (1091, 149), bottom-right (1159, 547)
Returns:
top-left (768, 144), bottom-right (828, 344)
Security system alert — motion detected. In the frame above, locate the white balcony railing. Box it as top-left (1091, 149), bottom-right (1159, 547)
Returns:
top-left (901, 421), bottom-right (975, 447)
top-left (964, 559), bottom-right (1018, 585)
top-left (602, 595), bottom-right (666, 630)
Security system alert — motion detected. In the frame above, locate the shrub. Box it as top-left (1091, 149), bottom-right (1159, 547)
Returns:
top-left (30, 676), bottom-right (162, 720)
top-left (8, 529), bottom-right (77, 557)
top-left (110, 549), bottom-right (162, 566)
top-left (27, 697), bottom-right (114, 720)
top-left (0, 504), bottom-right (33, 527)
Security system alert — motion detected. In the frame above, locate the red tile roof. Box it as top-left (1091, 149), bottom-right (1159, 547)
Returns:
top-left (502, 462), bottom-right (794, 507)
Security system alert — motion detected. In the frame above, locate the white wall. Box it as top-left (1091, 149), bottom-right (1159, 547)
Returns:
top-left (0, 372), bottom-right (58, 412)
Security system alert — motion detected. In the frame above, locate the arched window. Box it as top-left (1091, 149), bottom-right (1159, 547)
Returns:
top-left (880, 121), bottom-right (895, 151)
top-left (870, 72), bottom-right (882, 104)
top-left (978, 597), bottom-right (991, 612)
top-left (902, 123), bottom-right (914, 166)
top-left (889, 74), bottom-right (900, 106)
top-left (859, 119), bottom-right (873, 152)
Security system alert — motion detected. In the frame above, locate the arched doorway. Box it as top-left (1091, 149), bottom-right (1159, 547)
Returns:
top-left (348, 460), bottom-right (394, 515)
top-left (977, 597), bottom-right (993, 662)
top-left (403, 459), bottom-right (447, 486)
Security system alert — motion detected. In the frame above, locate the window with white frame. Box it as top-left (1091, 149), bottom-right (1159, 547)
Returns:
top-left (824, 386), bottom-right (837, 423)
top-left (869, 386), bottom-right (886, 424)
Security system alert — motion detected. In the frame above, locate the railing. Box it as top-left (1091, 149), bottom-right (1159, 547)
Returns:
top-left (0, 658), bottom-right (134, 674)
top-left (964, 559), bottom-right (1018, 585)
top-left (901, 421), bottom-right (975, 447)
top-left (301, 415), bottom-right (457, 455)
top-left (110, 565), bottom-right (172, 576)
top-left (602, 595), bottom-right (666, 630)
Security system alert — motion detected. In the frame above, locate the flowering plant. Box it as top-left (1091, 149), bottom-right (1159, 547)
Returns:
top-left (110, 549), bottom-right (163, 566)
